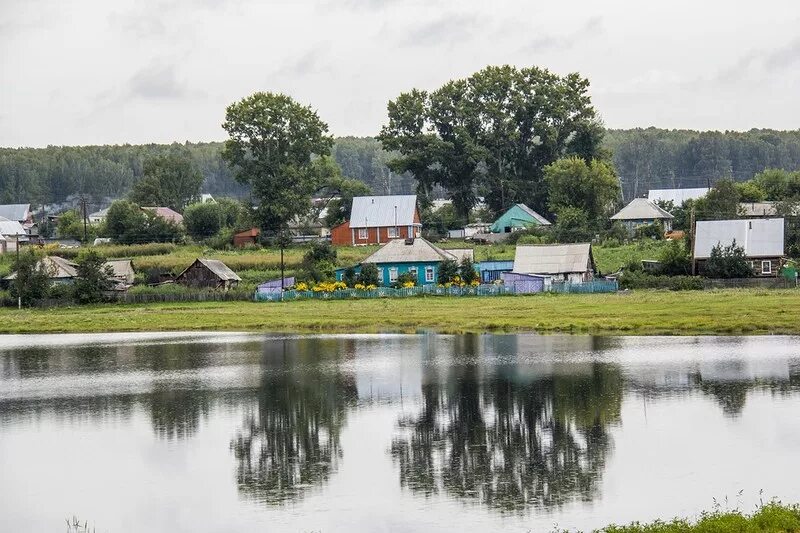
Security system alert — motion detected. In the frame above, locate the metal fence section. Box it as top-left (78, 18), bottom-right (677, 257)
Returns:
top-left (254, 280), bottom-right (618, 302)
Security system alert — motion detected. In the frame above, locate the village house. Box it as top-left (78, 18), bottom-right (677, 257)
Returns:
top-left (611, 198), bottom-right (674, 232)
top-left (142, 206), bottom-right (184, 225)
top-left (490, 203), bottom-right (551, 233)
top-left (512, 243), bottom-right (596, 284)
top-left (0, 217), bottom-right (29, 253)
top-left (330, 195), bottom-right (421, 246)
top-left (738, 202), bottom-right (800, 218)
top-left (693, 218), bottom-right (785, 277)
top-left (88, 207), bottom-right (110, 224)
top-left (3, 256), bottom-right (137, 288)
top-left (175, 258), bottom-right (241, 290)
top-left (104, 259), bottom-right (135, 286)
top-left (0, 204), bottom-right (34, 230)
top-left (336, 238), bottom-right (473, 287)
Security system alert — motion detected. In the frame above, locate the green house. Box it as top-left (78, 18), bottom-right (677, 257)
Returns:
top-left (336, 238), bottom-right (473, 287)
top-left (490, 204), bottom-right (551, 233)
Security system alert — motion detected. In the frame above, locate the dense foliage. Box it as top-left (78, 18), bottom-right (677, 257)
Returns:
top-left (72, 249), bottom-right (113, 304)
top-left (129, 148), bottom-right (204, 210)
top-left (704, 241), bottom-right (753, 278)
top-left (9, 249), bottom-right (52, 305)
top-left (379, 65), bottom-right (605, 218)
top-left (105, 200), bottom-right (183, 244)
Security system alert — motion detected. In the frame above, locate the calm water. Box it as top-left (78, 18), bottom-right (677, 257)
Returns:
top-left (1, 333), bottom-right (800, 532)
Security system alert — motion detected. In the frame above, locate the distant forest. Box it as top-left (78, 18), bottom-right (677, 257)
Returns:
top-left (2, 129), bottom-right (800, 212)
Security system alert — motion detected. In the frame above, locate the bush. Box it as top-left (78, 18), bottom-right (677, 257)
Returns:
top-left (392, 272), bottom-right (417, 288)
top-left (705, 240), bottom-right (753, 278)
top-left (9, 249), bottom-right (52, 305)
top-left (634, 221), bottom-right (664, 240)
top-left (72, 249), bottom-right (114, 304)
top-left (302, 242), bottom-right (338, 282)
top-left (356, 263), bottom-right (379, 286)
top-left (619, 271), bottom-right (704, 291)
top-left (458, 257), bottom-right (479, 284)
top-left (657, 240), bottom-right (691, 276)
top-left (437, 259), bottom-right (459, 284)
top-left (342, 266), bottom-right (357, 287)
top-left (184, 202), bottom-right (222, 240)
top-left (105, 200), bottom-right (184, 244)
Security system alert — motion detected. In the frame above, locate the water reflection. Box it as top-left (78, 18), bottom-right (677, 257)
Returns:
top-left (391, 335), bottom-right (623, 512)
top-left (1, 333), bottom-right (800, 531)
top-left (230, 338), bottom-right (358, 504)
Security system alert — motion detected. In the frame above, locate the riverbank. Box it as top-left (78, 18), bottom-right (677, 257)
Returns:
top-left (0, 288), bottom-right (798, 335)
top-left (593, 502), bottom-right (800, 532)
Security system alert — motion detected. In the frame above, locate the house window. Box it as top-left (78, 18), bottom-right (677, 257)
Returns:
top-left (358, 228), bottom-right (368, 240)
top-left (388, 227), bottom-right (399, 238)
top-left (377, 268), bottom-right (384, 283)
top-left (408, 267), bottom-right (418, 279)
top-left (425, 266), bottom-right (435, 282)
top-left (389, 268), bottom-right (398, 282)
top-left (761, 260), bottom-right (772, 274)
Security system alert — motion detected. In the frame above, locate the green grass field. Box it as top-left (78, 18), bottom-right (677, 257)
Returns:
top-left (0, 288), bottom-right (796, 335)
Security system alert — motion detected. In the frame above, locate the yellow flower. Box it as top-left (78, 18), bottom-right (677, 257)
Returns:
top-left (402, 281), bottom-right (414, 288)
top-left (295, 282), bottom-right (308, 292)
top-left (470, 279), bottom-right (480, 287)
top-left (366, 284), bottom-right (377, 290)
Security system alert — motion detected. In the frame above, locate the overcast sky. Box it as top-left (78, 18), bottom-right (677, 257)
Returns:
top-left (2, 0), bottom-right (799, 147)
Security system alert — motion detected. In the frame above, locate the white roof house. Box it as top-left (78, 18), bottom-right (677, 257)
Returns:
top-left (647, 188), bottom-right (709, 205)
top-left (0, 217), bottom-right (27, 239)
top-left (362, 238), bottom-right (470, 264)
top-left (0, 204), bottom-right (32, 226)
top-left (693, 219), bottom-right (784, 259)
top-left (611, 198), bottom-right (674, 222)
top-left (349, 195), bottom-right (420, 228)
top-left (513, 243), bottom-right (595, 279)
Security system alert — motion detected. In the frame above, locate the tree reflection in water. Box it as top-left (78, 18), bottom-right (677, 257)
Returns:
top-left (391, 335), bottom-right (624, 513)
top-left (230, 338), bottom-right (358, 505)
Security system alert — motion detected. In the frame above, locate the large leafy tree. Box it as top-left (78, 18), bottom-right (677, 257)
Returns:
top-left (544, 156), bottom-right (620, 224)
top-left (221, 92), bottom-right (334, 231)
top-left (72, 249), bottom-right (114, 304)
top-left (105, 200), bottom-right (183, 244)
top-left (130, 148), bottom-right (204, 210)
top-left (379, 65), bottom-right (604, 218)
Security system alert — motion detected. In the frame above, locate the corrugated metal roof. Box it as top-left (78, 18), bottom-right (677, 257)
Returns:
top-left (446, 248), bottom-right (474, 264)
top-left (349, 195), bottom-right (418, 228)
top-left (0, 204), bottom-right (30, 222)
top-left (611, 198), bottom-right (674, 221)
top-left (513, 243), bottom-right (594, 274)
top-left (362, 238), bottom-right (459, 264)
top-left (647, 188), bottom-right (709, 205)
top-left (0, 217), bottom-right (27, 238)
top-left (5, 256), bottom-right (78, 280)
top-left (693, 218), bottom-right (784, 259)
top-left (515, 204), bottom-right (552, 225)
top-left (104, 259), bottom-right (134, 280)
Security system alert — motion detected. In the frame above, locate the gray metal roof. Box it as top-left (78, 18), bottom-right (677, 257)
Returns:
top-left (513, 243), bottom-right (594, 275)
top-left (0, 217), bottom-right (27, 238)
top-left (647, 188), bottom-right (709, 205)
top-left (5, 256), bottom-right (78, 281)
top-left (611, 198), bottom-right (674, 221)
top-left (362, 238), bottom-right (460, 264)
top-left (446, 248), bottom-right (474, 264)
top-left (739, 202), bottom-right (779, 217)
top-left (177, 258), bottom-right (241, 281)
top-left (104, 259), bottom-right (135, 280)
top-left (349, 195), bottom-right (418, 228)
top-left (516, 204), bottom-right (552, 225)
top-left (0, 204), bottom-right (30, 222)
top-left (693, 218), bottom-right (784, 259)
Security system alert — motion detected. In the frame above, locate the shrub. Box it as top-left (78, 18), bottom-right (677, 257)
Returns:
top-left (634, 220), bottom-right (664, 240)
top-left (438, 259), bottom-right (458, 284)
top-left (184, 202), bottom-right (222, 240)
top-left (356, 263), bottom-right (380, 286)
top-left (458, 257), bottom-right (479, 284)
top-left (705, 240), bottom-right (753, 278)
top-left (393, 272), bottom-right (417, 288)
top-left (657, 240), bottom-right (691, 276)
top-left (9, 249), bottom-right (52, 305)
top-left (342, 266), bottom-right (357, 287)
top-left (72, 249), bottom-right (114, 304)
top-left (619, 271), bottom-right (704, 291)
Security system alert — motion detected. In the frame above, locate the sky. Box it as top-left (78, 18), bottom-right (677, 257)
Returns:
top-left (2, 0), bottom-right (799, 148)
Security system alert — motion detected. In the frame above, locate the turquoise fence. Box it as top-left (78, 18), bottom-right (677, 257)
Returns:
top-left (254, 279), bottom-right (617, 302)
top-left (548, 280), bottom-right (619, 294)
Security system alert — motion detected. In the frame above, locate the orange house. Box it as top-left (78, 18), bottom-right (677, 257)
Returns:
top-left (330, 195), bottom-right (422, 246)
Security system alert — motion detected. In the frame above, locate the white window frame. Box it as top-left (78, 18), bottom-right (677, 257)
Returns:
top-left (377, 268), bottom-right (384, 283)
top-left (387, 227), bottom-right (399, 238)
top-left (408, 267), bottom-right (418, 279)
top-left (389, 268), bottom-right (399, 282)
top-left (761, 260), bottom-right (772, 274)
top-left (358, 228), bottom-right (368, 240)
top-left (425, 266), bottom-right (435, 283)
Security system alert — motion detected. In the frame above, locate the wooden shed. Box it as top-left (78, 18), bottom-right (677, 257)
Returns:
top-left (175, 258), bottom-right (241, 290)
top-left (233, 228), bottom-right (260, 247)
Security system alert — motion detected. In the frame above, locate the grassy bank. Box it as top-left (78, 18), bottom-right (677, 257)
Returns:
top-left (593, 502), bottom-right (800, 532)
top-left (0, 288), bottom-right (797, 335)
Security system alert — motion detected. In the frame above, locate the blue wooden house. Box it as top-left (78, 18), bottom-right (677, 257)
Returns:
top-left (490, 204), bottom-right (551, 233)
top-left (336, 238), bottom-right (473, 287)
top-left (477, 260), bottom-right (514, 283)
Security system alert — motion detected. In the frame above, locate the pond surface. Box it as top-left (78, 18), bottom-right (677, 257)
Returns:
top-left (1, 333), bottom-right (800, 532)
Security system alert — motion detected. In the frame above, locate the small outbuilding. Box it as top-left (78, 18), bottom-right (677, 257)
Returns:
top-left (513, 243), bottom-right (596, 283)
top-left (490, 204), bottom-right (551, 234)
top-left (611, 198), bottom-right (674, 232)
top-left (233, 227), bottom-right (260, 247)
top-left (105, 259), bottom-right (135, 285)
top-left (176, 258), bottom-right (241, 290)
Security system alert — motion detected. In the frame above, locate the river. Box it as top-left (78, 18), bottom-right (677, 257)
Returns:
top-left (1, 333), bottom-right (799, 532)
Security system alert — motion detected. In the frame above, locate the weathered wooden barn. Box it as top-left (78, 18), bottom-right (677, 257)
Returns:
top-left (175, 258), bottom-right (241, 290)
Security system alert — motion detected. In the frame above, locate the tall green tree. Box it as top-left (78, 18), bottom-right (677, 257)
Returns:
top-left (105, 200), bottom-right (183, 244)
top-left (130, 148), bottom-right (204, 210)
top-left (694, 179), bottom-right (742, 220)
top-left (379, 65), bottom-right (604, 218)
top-left (544, 157), bottom-right (620, 224)
top-left (221, 92), bottom-right (334, 231)
top-left (72, 249), bottom-right (114, 304)
top-left (183, 202), bottom-right (223, 240)
top-left (10, 249), bottom-right (52, 305)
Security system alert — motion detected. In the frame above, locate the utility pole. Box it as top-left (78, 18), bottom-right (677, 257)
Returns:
top-left (690, 206), bottom-right (696, 276)
top-left (15, 233), bottom-right (21, 309)
top-left (279, 226), bottom-right (285, 302)
top-left (81, 197), bottom-right (88, 243)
